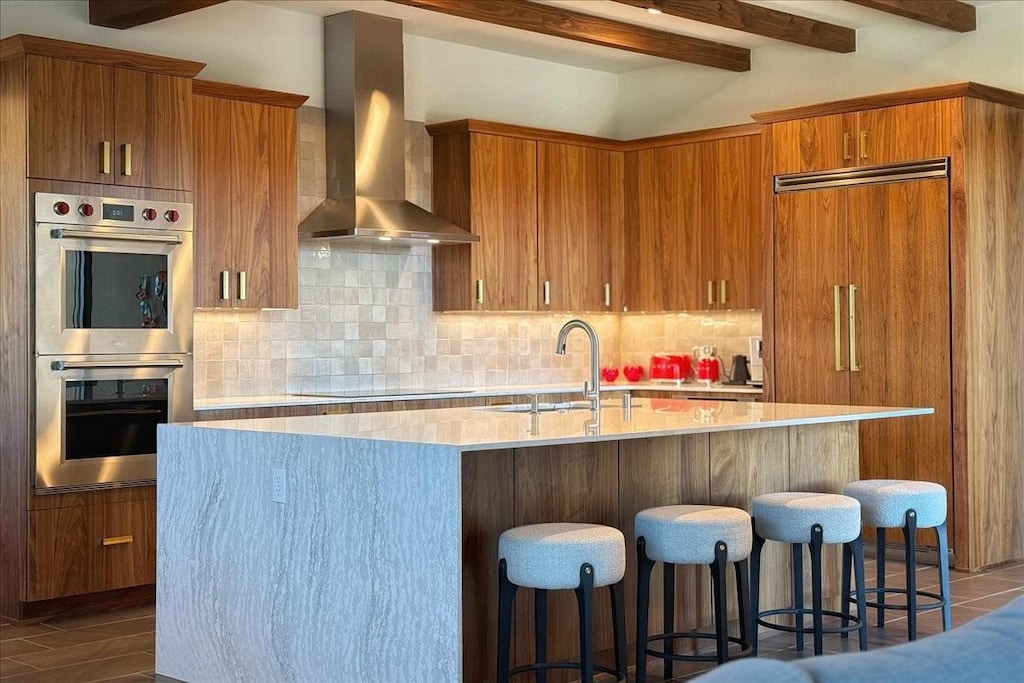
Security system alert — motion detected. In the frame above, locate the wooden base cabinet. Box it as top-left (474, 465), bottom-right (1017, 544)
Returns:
top-left (192, 81), bottom-right (307, 309)
top-left (760, 85), bottom-right (1024, 570)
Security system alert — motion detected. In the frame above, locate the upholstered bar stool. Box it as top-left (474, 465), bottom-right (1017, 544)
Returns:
top-left (842, 479), bottom-right (952, 640)
top-left (635, 505), bottom-right (755, 683)
top-left (497, 523), bottom-right (627, 683)
top-left (749, 492), bottom-right (869, 656)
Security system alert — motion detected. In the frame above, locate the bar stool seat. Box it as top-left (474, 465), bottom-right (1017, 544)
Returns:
top-left (497, 523), bottom-right (627, 683)
top-left (843, 479), bottom-right (952, 640)
top-left (635, 505), bottom-right (755, 682)
top-left (750, 492), bottom-right (869, 657)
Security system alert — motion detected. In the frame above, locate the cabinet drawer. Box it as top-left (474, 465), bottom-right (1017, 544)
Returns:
top-left (28, 499), bottom-right (156, 601)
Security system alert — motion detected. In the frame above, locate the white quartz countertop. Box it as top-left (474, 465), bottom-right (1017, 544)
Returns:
top-left (182, 399), bottom-right (931, 450)
top-left (193, 381), bottom-right (762, 411)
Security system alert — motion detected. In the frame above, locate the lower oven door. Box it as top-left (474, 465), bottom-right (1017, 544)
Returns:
top-left (35, 353), bottom-right (193, 493)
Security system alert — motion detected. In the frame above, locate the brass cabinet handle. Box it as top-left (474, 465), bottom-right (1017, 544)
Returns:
top-left (603, 282), bottom-right (611, 307)
top-left (123, 143), bottom-right (132, 176)
top-left (842, 132), bottom-right (852, 162)
top-left (707, 280), bottom-right (715, 305)
top-left (220, 271), bottom-right (230, 301)
top-left (833, 285), bottom-right (845, 371)
top-left (858, 131), bottom-right (868, 160)
top-left (475, 279), bottom-right (484, 305)
top-left (849, 283), bottom-right (860, 371)
top-left (238, 271), bottom-right (247, 301)
top-left (102, 535), bottom-right (134, 546)
top-left (101, 141), bottom-right (111, 174)
top-left (543, 280), bottom-right (550, 306)
top-left (719, 280), bottom-right (727, 306)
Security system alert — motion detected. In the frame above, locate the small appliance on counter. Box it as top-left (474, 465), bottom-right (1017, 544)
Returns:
top-left (692, 345), bottom-right (721, 385)
top-left (649, 353), bottom-right (692, 382)
top-left (748, 336), bottom-right (764, 386)
top-left (723, 355), bottom-right (751, 385)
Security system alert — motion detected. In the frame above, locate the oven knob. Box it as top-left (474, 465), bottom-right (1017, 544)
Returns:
top-left (78, 203), bottom-right (94, 217)
top-left (142, 208), bottom-right (157, 221)
top-left (164, 209), bottom-right (179, 223)
top-left (53, 201), bottom-right (70, 216)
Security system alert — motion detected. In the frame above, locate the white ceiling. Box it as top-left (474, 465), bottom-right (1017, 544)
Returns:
top-left (248, 0), bottom-right (998, 74)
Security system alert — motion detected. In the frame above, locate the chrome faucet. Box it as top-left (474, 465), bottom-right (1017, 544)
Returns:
top-left (555, 319), bottom-right (601, 412)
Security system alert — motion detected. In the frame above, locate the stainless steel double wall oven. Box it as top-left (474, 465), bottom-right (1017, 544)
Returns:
top-left (34, 191), bottom-right (193, 492)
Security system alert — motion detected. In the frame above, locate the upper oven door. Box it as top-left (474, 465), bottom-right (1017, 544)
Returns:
top-left (35, 222), bottom-right (193, 355)
top-left (35, 353), bottom-right (193, 493)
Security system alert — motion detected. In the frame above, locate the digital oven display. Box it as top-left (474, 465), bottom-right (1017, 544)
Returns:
top-left (102, 203), bottom-right (134, 221)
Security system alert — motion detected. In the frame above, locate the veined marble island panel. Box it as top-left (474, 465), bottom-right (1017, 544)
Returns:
top-left (156, 400), bottom-right (931, 682)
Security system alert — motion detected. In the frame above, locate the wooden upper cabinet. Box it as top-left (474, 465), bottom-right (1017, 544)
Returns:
top-left (538, 142), bottom-right (623, 311)
top-left (192, 81), bottom-right (304, 309)
top-left (24, 54), bottom-right (193, 190)
top-left (769, 113), bottom-right (849, 175)
top-left (700, 134), bottom-right (763, 310)
top-left (432, 132), bottom-right (538, 312)
top-left (625, 144), bottom-right (702, 312)
top-left (852, 100), bottom-right (954, 167)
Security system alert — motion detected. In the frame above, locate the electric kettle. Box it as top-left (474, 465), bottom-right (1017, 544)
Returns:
top-left (724, 354), bottom-right (751, 385)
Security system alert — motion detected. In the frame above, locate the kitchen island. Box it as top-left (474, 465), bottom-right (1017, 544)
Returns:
top-left (156, 399), bottom-right (930, 682)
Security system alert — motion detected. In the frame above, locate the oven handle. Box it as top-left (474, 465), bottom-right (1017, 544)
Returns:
top-left (50, 228), bottom-right (182, 245)
top-left (51, 360), bottom-right (185, 371)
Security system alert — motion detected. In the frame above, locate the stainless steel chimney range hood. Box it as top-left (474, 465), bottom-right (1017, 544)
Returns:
top-left (299, 11), bottom-right (478, 244)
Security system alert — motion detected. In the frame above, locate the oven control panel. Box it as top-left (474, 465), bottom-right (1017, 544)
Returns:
top-left (35, 193), bottom-right (192, 232)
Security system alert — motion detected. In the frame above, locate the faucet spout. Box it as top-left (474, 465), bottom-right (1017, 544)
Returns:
top-left (555, 319), bottom-right (601, 412)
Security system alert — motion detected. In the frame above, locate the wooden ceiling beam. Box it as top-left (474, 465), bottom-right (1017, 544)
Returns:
top-left (89, 0), bottom-right (228, 29)
top-left (844, 0), bottom-right (976, 32)
top-left (613, 0), bottom-right (856, 53)
top-left (387, 0), bottom-right (750, 71)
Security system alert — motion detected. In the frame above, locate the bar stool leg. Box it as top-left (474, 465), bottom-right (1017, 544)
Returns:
top-left (876, 527), bottom-right (887, 627)
top-left (840, 541), bottom-right (852, 639)
top-left (575, 563), bottom-right (596, 683)
top-left (609, 581), bottom-right (627, 679)
top-left (635, 538), bottom-right (655, 683)
top-left (809, 525), bottom-right (824, 656)
top-left (749, 524), bottom-right (765, 656)
top-left (903, 509), bottom-right (919, 641)
top-left (935, 520), bottom-right (952, 632)
top-left (534, 589), bottom-right (547, 683)
top-left (792, 543), bottom-right (805, 652)
top-left (851, 534), bottom-right (869, 651)
top-left (734, 557), bottom-right (751, 648)
top-left (663, 561), bottom-right (676, 680)
top-left (711, 542), bottom-right (730, 664)
top-left (496, 559), bottom-right (517, 683)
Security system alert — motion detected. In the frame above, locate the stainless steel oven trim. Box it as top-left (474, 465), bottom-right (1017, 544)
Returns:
top-left (35, 223), bottom-right (193, 356)
top-left (35, 353), bottom-right (193, 493)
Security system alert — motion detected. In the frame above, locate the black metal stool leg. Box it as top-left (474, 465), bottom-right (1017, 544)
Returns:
top-left (534, 588), bottom-right (547, 683)
top-left (735, 557), bottom-right (751, 648)
top-left (575, 563), bottom-right (596, 683)
top-left (851, 534), bottom-right (869, 651)
top-left (635, 537), bottom-right (655, 683)
top-left (903, 509), bottom-right (919, 641)
top-left (809, 525), bottom-right (824, 656)
top-left (609, 580), bottom-right (627, 680)
top-left (663, 561), bottom-right (676, 680)
top-left (711, 542), bottom-right (730, 664)
top-left (792, 542), bottom-right (805, 652)
top-left (497, 559), bottom-right (517, 683)
top-left (935, 520), bottom-right (952, 632)
top-left (840, 541), bottom-right (852, 639)
top-left (876, 527), bottom-right (886, 628)
top-left (749, 521), bottom-right (765, 656)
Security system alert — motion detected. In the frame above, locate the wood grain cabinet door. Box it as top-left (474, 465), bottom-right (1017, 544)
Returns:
top-left (538, 143), bottom-right (623, 311)
top-left (27, 506), bottom-right (91, 601)
top-left (113, 68), bottom-right (192, 191)
top-left (852, 100), bottom-right (955, 167)
top-left (770, 113), bottom-right (853, 175)
top-left (625, 144), bottom-right (702, 312)
top-left (469, 134), bottom-right (538, 312)
top-left (701, 135), bottom-right (763, 310)
top-left (26, 55), bottom-right (114, 185)
top-left (772, 188), bottom-right (850, 405)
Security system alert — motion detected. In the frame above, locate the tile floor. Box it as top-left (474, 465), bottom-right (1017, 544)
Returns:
top-left (1, 559), bottom-right (1021, 682)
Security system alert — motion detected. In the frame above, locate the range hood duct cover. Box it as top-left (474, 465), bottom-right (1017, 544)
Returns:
top-left (299, 11), bottom-right (477, 244)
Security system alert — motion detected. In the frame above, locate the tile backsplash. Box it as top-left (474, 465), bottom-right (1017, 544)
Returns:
top-left (193, 111), bottom-right (761, 399)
